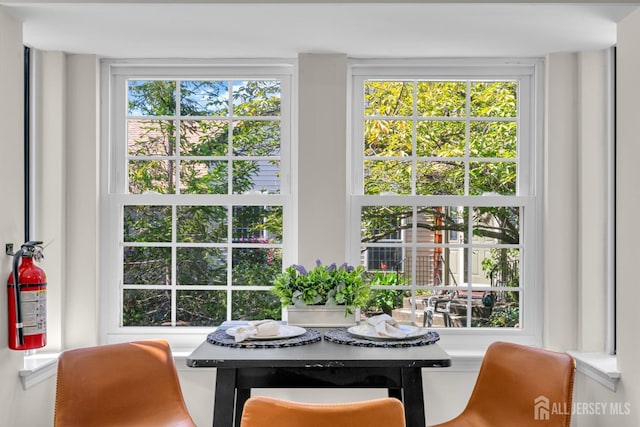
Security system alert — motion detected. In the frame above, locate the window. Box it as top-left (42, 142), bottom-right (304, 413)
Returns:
top-left (365, 215), bottom-right (403, 271)
top-left (350, 61), bottom-right (541, 342)
top-left (102, 62), bottom-right (293, 344)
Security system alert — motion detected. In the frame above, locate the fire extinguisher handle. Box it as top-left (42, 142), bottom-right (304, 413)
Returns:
top-left (21, 241), bottom-right (44, 262)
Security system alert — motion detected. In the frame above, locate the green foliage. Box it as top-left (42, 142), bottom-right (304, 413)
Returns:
top-left (176, 290), bottom-right (227, 326)
top-left (360, 205), bottom-right (410, 242)
top-left (232, 245), bottom-right (282, 286)
top-left (272, 261), bottom-right (369, 315)
top-left (362, 79), bottom-right (520, 245)
top-left (481, 248), bottom-right (520, 285)
top-left (129, 81), bottom-right (177, 116)
top-left (123, 289), bottom-right (171, 326)
top-left (478, 304), bottom-right (520, 328)
top-left (365, 81), bottom-right (516, 196)
top-left (127, 80), bottom-right (281, 195)
top-left (364, 272), bottom-right (410, 315)
top-left (232, 291), bottom-right (281, 321)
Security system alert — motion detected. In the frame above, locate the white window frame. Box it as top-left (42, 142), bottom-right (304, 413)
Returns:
top-left (348, 59), bottom-right (544, 349)
top-left (100, 60), bottom-right (296, 348)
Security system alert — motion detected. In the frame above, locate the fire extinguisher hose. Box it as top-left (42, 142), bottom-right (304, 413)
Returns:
top-left (12, 248), bottom-right (24, 346)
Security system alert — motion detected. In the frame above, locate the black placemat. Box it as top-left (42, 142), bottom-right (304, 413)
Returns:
top-left (207, 328), bottom-right (322, 348)
top-left (323, 327), bottom-right (440, 347)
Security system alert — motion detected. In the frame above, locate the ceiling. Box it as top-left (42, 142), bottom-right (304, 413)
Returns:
top-left (3, 2), bottom-right (639, 58)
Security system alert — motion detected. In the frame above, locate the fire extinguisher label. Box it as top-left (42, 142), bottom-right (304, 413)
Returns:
top-left (20, 289), bottom-right (46, 336)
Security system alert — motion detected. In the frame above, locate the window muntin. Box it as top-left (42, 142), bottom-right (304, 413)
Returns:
top-left (106, 65), bottom-right (292, 337)
top-left (353, 66), bottom-right (537, 335)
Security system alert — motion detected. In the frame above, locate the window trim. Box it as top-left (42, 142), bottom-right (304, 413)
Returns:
top-left (100, 59), bottom-right (296, 348)
top-left (605, 47), bottom-right (616, 356)
top-left (348, 58), bottom-right (544, 349)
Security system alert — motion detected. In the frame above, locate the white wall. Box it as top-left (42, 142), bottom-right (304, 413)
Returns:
top-left (0, 12), bottom-right (102, 421)
top-left (297, 53), bottom-right (348, 266)
top-left (544, 52), bottom-right (580, 351)
top-left (63, 54), bottom-right (100, 350)
top-left (580, 7), bottom-right (640, 427)
top-left (34, 50), bottom-right (67, 353)
top-left (2, 8), bottom-right (640, 426)
top-left (0, 5), bottom-right (29, 424)
top-left (0, 6), bottom-right (57, 427)
top-left (544, 50), bottom-right (610, 353)
top-left (541, 9), bottom-right (640, 425)
top-left (576, 50), bottom-right (608, 352)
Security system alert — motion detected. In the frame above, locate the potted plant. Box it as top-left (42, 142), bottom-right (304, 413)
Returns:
top-left (272, 260), bottom-right (369, 326)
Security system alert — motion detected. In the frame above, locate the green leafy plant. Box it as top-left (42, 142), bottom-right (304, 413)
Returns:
top-left (272, 260), bottom-right (369, 315)
top-left (365, 271), bottom-right (410, 315)
top-left (479, 304), bottom-right (519, 328)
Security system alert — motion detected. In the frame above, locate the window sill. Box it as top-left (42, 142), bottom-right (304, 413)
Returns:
top-left (18, 347), bottom-right (213, 390)
top-left (19, 352), bottom-right (59, 390)
top-left (20, 346), bottom-right (483, 391)
top-left (426, 348), bottom-right (484, 372)
top-left (27, 345), bottom-right (581, 390)
top-left (567, 351), bottom-right (620, 392)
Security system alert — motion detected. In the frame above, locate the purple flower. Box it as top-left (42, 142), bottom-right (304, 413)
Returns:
top-left (316, 259), bottom-right (322, 267)
top-left (338, 262), bottom-right (348, 271)
top-left (293, 264), bottom-right (308, 275)
top-left (327, 263), bottom-right (337, 272)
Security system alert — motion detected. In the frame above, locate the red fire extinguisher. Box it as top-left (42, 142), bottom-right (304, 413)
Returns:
top-left (7, 241), bottom-right (46, 350)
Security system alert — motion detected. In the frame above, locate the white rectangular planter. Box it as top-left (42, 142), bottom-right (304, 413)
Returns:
top-left (284, 305), bottom-right (360, 327)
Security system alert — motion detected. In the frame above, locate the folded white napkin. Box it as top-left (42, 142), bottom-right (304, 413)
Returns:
top-left (232, 320), bottom-right (280, 342)
top-left (367, 314), bottom-right (409, 338)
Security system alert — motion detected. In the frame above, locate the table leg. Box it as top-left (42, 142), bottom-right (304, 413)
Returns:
top-left (388, 388), bottom-right (403, 401)
top-left (234, 388), bottom-right (251, 427)
top-left (400, 367), bottom-right (425, 427)
top-left (213, 368), bottom-right (237, 427)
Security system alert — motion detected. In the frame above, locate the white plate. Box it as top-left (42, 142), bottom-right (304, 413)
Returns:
top-left (225, 325), bottom-right (307, 340)
top-left (347, 324), bottom-right (429, 341)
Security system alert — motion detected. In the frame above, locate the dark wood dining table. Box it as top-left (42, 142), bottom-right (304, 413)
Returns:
top-left (186, 322), bottom-right (451, 427)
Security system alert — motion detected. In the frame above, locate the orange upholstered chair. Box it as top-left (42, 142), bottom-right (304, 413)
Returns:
top-left (240, 396), bottom-right (406, 427)
top-left (430, 341), bottom-right (575, 427)
top-left (54, 339), bottom-right (196, 427)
